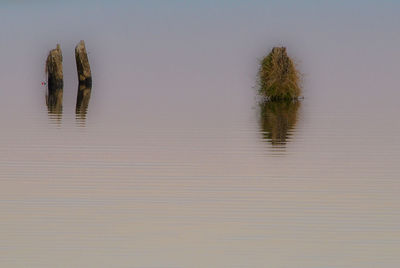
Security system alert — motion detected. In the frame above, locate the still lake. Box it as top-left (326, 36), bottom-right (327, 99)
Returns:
top-left (0, 1), bottom-right (400, 267)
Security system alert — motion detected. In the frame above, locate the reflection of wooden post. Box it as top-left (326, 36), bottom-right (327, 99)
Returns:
top-left (46, 88), bottom-right (63, 116)
top-left (75, 40), bottom-right (92, 87)
top-left (76, 84), bottom-right (92, 121)
top-left (46, 44), bottom-right (63, 91)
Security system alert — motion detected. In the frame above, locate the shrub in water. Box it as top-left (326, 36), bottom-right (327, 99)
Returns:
top-left (259, 47), bottom-right (300, 101)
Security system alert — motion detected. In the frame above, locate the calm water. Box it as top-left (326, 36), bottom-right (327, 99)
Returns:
top-left (1, 1), bottom-right (400, 267)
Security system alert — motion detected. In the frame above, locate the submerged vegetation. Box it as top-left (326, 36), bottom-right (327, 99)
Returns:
top-left (258, 47), bottom-right (301, 101)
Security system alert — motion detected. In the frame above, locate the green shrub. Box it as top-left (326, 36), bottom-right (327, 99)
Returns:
top-left (259, 47), bottom-right (300, 101)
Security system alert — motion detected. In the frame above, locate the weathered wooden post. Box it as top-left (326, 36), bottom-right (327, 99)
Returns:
top-left (75, 40), bottom-right (92, 123)
top-left (46, 44), bottom-right (63, 117)
top-left (75, 40), bottom-right (92, 86)
top-left (46, 44), bottom-right (63, 91)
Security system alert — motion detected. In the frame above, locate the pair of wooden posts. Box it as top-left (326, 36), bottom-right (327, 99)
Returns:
top-left (46, 40), bottom-right (91, 88)
top-left (46, 40), bottom-right (92, 116)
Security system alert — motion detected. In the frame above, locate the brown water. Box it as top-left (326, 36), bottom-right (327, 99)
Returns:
top-left (1, 1), bottom-right (400, 267)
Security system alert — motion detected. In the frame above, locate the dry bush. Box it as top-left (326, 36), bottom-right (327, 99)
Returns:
top-left (259, 47), bottom-right (300, 101)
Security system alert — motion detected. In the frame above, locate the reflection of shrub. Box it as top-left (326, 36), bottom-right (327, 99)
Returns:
top-left (259, 47), bottom-right (300, 101)
top-left (260, 101), bottom-right (300, 145)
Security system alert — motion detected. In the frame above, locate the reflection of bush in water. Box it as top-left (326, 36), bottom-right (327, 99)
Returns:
top-left (260, 101), bottom-right (300, 145)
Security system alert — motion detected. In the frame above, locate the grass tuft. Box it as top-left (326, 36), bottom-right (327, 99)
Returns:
top-left (258, 47), bottom-right (301, 101)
